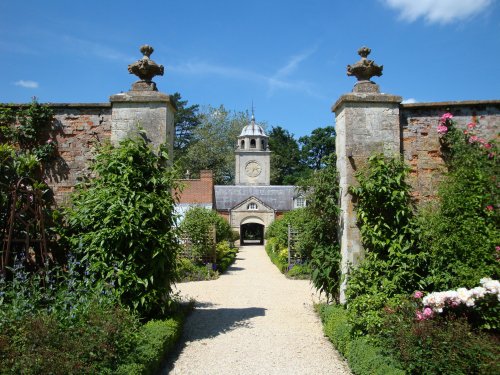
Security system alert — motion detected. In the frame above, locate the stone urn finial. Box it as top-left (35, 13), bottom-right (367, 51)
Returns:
top-left (347, 46), bottom-right (383, 93)
top-left (127, 44), bottom-right (164, 91)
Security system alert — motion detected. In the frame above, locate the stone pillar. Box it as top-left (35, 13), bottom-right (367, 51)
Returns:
top-left (110, 91), bottom-right (175, 155)
top-left (109, 45), bottom-right (176, 156)
top-left (333, 47), bottom-right (402, 302)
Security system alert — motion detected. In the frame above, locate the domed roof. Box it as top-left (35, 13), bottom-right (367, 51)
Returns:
top-left (239, 115), bottom-right (267, 137)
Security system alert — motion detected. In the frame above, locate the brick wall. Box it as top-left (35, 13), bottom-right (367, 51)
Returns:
top-left (400, 100), bottom-right (500, 201)
top-left (43, 104), bottom-right (112, 205)
top-left (176, 170), bottom-right (214, 207)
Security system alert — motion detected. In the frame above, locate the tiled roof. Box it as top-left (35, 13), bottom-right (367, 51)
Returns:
top-left (214, 185), bottom-right (299, 211)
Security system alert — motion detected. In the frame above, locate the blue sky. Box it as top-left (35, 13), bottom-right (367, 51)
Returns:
top-left (1, 0), bottom-right (498, 137)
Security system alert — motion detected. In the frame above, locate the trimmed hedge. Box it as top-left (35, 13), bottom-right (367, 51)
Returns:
top-left (116, 316), bottom-right (183, 374)
top-left (318, 304), bottom-right (405, 375)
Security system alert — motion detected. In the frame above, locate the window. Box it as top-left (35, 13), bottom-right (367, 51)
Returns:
top-left (247, 202), bottom-right (258, 210)
top-left (295, 197), bottom-right (306, 208)
top-left (261, 140), bottom-right (265, 150)
top-left (250, 139), bottom-right (256, 148)
top-left (240, 140), bottom-right (245, 149)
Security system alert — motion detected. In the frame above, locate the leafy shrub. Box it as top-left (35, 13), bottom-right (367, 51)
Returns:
top-left (216, 241), bottom-right (238, 273)
top-left (264, 238), bottom-right (288, 273)
top-left (286, 262), bottom-right (312, 279)
top-left (347, 154), bottom-right (425, 334)
top-left (379, 299), bottom-right (499, 375)
top-left (300, 154), bottom-right (341, 301)
top-left (179, 206), bottom-right (232, 260)
top-left (419, 115), bottom-right (499, 292)
top-left (318, 304), bottom-right (405, 375)
top-left (116, 316), bottom-right (183, 375)
top-left (63, 136), bottom-right (179, 318)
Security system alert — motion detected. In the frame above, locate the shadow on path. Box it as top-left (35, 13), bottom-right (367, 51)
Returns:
top-left (162, 306), bottom-right (266, 373)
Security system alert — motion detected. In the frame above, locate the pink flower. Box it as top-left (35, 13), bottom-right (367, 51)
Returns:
top-left (441, 113), bottom-right (453, 121)
top-left (496, 246), bottom-right (500, 252)
top-left (423, 307), bottom-right (434, 318)
top-left (469, 135), bottom-right (478, 143)
top-left (414, 291), bottom-right (424, 299)
top-left (483, 143), bottom-right (492, 149)
top-left (46, 139), bottom-right (53, 144)
top-left (488, 152), bottom-right (495, 159)
top-left (437, 125), bottom-right (448, 134)
top-left (467, 122), bottom-right (476, 129)
top-left (416, 311), bottom-right (425, 321)
top-left (463, 130), bottom-right (468, 135)
top-left (486, 205), bottom-right (494, 211)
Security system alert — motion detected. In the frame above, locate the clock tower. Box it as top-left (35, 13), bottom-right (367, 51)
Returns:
top-left (235, 115), bottom-right (271, 185)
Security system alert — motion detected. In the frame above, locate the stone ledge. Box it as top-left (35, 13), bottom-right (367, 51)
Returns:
top-left (332, 93), bottom-right (402, 113)
top-left (1, 102), bottom-right (111, 109)
top-left (401, 100), bottom-right (500, 109)
top-left (110, 91), bottom-right (174, 105)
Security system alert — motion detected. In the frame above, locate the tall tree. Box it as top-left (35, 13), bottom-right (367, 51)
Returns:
top-left (268, 126), bottom-right (305, 185)
top-left (177, 105), bottom-right (249, 185)
top-left (299, 126), bottom-right (336, 170)
top-left (171, 92), bottom-right (201, 160)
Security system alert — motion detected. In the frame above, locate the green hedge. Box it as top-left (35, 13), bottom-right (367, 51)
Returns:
top-left (318, 304), bottom-right (405, 375)
top-left (116, 316), bottom-right (183, 374)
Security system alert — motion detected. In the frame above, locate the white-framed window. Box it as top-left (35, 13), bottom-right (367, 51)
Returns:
top-left (247, 202), bottom-right (258, 210)
top-left (295, 197), bottom-right (306, 208)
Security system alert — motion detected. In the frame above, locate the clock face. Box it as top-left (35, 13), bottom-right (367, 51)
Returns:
top-left (245, 161), bottom-right (262, 177)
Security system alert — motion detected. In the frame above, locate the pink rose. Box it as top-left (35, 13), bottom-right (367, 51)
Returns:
top-left (496, 246), bottom-right (500, 252)
top-left (486, 205), bottom-right (494, 211)
top-left (414, 291), bottom-right (424, 299)
top-left (47, 139), bottom-right (53, 144)
top-left (467, 122), bottom-right (476, 129)
top-left (437, 125), bottom-right (448, 134)
top-left (416, 311), bottom-right (425, 321)
top-left (469, 135), bottom-right (478, 143)
top-left (423, 307), bottom-right (433, 318)
top-left (441, 113), bottom-right (453, 121)
top-left (483, 143), bottom-right (492, 149)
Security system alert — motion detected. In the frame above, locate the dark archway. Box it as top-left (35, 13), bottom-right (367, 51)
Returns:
top-left (240, 223), bottom-right (264, 245)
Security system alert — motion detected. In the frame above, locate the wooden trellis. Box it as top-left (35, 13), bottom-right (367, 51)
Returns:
top-left (179, 225), bottom-right (217, 265)
top-left (287, 224), bottom-right (301, 267)
top-left (1, 178), bottom-right (49, 276)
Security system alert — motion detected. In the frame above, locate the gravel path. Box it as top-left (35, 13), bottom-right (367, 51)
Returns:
top-left (163, 245), bottom-right (351, 375)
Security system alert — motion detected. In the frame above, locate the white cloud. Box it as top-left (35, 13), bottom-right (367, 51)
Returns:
top-left (14, 80), bottom-right (39, 89)
top-left (402, 98), bottom-right (417, 104)
top-left (169, 48), bottom-right (326, 100)
top-left (382, 0), bottom-right (493, 24)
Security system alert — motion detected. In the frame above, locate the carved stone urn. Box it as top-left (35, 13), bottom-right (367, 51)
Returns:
top-left (127, 45), bottom-right (164, 91)
top-left (346, 47), bottom-right (383, 93)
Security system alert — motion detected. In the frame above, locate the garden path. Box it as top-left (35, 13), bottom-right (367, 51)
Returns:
top-left (163, 245), bottom-right (351, 375)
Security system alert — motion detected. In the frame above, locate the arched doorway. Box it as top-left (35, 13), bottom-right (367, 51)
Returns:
top-left (240, 217), bottom-right (264, 245)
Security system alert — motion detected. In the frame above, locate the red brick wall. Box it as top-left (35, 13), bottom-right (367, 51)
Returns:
top-left (176, 170), bottom-right (214, 206)
top-left (44, 104), bottom-right (112, 205)
top-left (400, 100), bottom-right (499, 201)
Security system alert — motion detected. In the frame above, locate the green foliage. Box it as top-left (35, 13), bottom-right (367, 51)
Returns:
top-left (216, 241), bottom-right (238, 273)
top-left (172, 92), bottom-right (201, 160)
top-left (0, 256), bottom-right (141, 375)
top-left (318, 304), bottom-right (405, 375)
top-left (63, 136), bottom-right (179, 318)
top-left (116, 316), bottom-right (183, 375)
top-left (419, 119), bottom-right (499, 291)
top-left (298, 126), bottom-right (336, 170)
top-left (301, 153), bottom-right (341, 301)
top-left (176, 257), bottom-right (218, 282)
top-left (347, 154), bottom-right (425, 334)
top-left (379, 300), bottom-right (500, 375)
top-left (179, 206), bottom-right (232, 259)
top-left (0, 101), bottom-right (57, 264)
top-left (264, 238), bottom-right (288, 273)
top-left (268, 126), bottom-right (306, 185)
top-left (176, 105), bottom-right (249, 184)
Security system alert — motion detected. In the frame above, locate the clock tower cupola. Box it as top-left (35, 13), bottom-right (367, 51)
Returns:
top-left (235, 114), bottom-right (271, 185)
